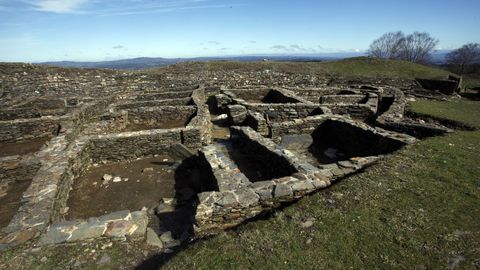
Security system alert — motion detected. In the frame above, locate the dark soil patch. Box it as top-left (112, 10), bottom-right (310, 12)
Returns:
top-left (66, 156), bottom-right (182, 219)
top-left (0, 180), bottom-right (32, 229)
top-left (0, 137), bottom-right (50, 157)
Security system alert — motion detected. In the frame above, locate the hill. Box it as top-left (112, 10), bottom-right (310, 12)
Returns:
top-left (39, 56), bottom-right (338, 70)
top-left (154, 57), bottom-right (452, 80)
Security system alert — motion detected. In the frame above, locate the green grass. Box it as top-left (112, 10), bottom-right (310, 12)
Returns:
top-left (463, 73), bottom-right (480, 89)
top-left (153, 57), bottom-right (451, 80)
top-left (411, 99), bottom-right (480, 128)
top-left (160, 100), bottom-right (480, 269)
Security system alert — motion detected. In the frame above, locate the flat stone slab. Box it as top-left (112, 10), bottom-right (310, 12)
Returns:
top-left (38, 210), bottom-right (148, 245)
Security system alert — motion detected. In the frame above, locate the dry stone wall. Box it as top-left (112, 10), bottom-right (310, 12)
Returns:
top-left (0, 63), bottom-right (457, 250)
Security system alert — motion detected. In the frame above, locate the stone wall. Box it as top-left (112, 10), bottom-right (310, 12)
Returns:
top-left (245, 111), bottom-right (269, 136)
top-left (194, 124), bottom-right (417, 235)
top-left (319, 92), bottom-right (378, 119)
top-left (0, 156), bottom-right (41, 186)
top-left (188, 86), bottom-right (212, 146)
top-left (417, 78), bottom-right (459, 95)
top-left (320, 94), bottom-right (368, 104)
top-left (126, 106), bottom-right (196, 126)
top-left (325, 104), bottom-right (376, 120)
top-left (87, 129), bottom-right (183, 162)
top-left (39, 210), bottom-right (148, 245)
top-left (374, 88), bottom-right (453, 138)
top-left (115, 97), bottom-right (193, 110)
top-left (0, 118), bottom-right (60, 143)
top-left (127, 90), bottom-right (192, 102)
top-left (1, 135), bottom-right (88, 236)
top-left (311, 120), bottom-right (408, 157)
top-left (194, 127), bottom-right (332, 235)
top-left (0, 63), bottom-right (194, 104)
top-left (0, 108), bottom-right (41, 121)
top-left (223, 88), bottom-right (271, 101)
top-left (14, 98), bottom-right (66, 111)
top-left (243, 103), bottom-right (325, 122)
top-left (376, 88), bottom-right (406, 120)
top-left (289, 88), bottom-right (345, 102)
top-left (63, 98), bottom-right (114, 142)
top-left (270, 114), bottom-right (417, 147)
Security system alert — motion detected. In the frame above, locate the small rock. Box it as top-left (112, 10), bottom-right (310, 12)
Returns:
top-left (102, 174), bottom-right (113, 185)
top-left (112, 176), bottom-right (122, 183)
top-left (161, 198), bottom-right (176, 205)
top-left (97, 254), bottom-right (111, 265)
top-left (301, 220), bottom-right (314, 229)
top-left (155, 203), bottom-right (175, 214)
top-left (160, 231), bottom-right (181, 248)
top-left (163, 248), bottom-right (174, 254)
top-left (448, 254), bottom-right (465, 269)
top-left (146, 228), bottom-right (163, 248)
top-left (306, 238), bottom-right (312, 244)
top-left (124, 178), bottom-right (129, 182)
top-left (160, 231), bottom-right (174, 243)
top-left (162, 159), bottom-right (169, 162)
top-left (30, 247), bottom-right (42, 253)
top-left (142, 167), bottom-right (154, 173)
top-left (101, 242), bottom-right (112, 250)
top-left (40, 256), bottom-right (47, 263)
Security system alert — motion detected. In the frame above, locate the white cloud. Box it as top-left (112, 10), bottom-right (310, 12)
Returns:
top-left (271, 44), bottom-right (318, 53)
top-left (20, 0), bottom-right (233, 15)
top-left (27, 0), bottom-right (90, 13)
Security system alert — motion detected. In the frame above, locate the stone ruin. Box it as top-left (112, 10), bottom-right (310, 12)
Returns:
top-left (0, 63), bottom-right (458, 251)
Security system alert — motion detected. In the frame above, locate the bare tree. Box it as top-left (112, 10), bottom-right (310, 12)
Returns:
top-left (368, 31), bottom-right (439, 64)
top-left (368, 31), bottom-right (405, 59)
top-left (399, 32), bottom-right (439, 63)
top-left (446, 43), bottom-right (480, 76)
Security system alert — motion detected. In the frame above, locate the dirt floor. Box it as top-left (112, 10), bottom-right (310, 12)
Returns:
top-left (210, 113), bottom-right (231, 140)
top-left (0, 137), bottom-right (50, 157)
top-left (66, 155), bottom-right (184, 219)
top-left (291, 146), bottom-right (346, 166)
top-left (0, 180), bottom-right (32, 229)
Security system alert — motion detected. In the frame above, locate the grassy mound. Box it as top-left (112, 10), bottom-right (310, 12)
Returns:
top-left (157, 57), bottom-right (452, 80)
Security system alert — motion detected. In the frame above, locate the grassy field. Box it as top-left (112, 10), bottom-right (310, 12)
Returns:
top-left (158, 99), bottom-right (480, 270)
top-left (410, 100), bottom-right (480, 128)
top-left (463, 73), bottom-right (480, 89)
top-left (156, 57), bottom-right (452, 80)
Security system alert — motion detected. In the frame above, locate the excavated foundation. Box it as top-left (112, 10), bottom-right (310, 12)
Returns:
top-left (0, 74), bottom-right (459, 251)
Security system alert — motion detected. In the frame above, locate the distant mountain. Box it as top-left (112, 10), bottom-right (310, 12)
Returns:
top-left (430, 50), bottom-right (453, 64)
top-left (40, 57), bottom-right (182, 70)
top-left (39, 53), bottom-right (365, 70)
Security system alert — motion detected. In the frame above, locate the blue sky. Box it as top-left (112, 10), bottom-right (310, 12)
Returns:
top-left (0, 0), bottom-right (479, 62)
